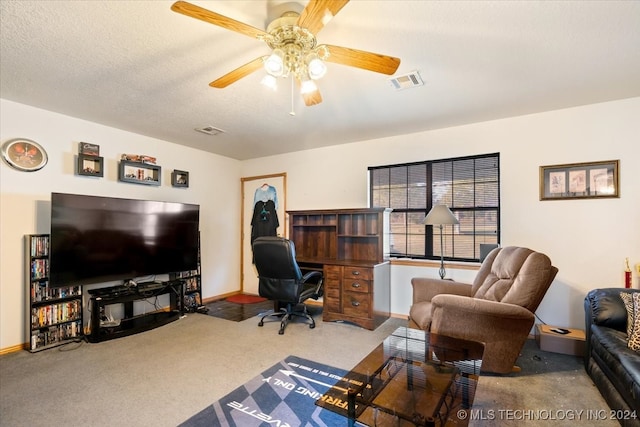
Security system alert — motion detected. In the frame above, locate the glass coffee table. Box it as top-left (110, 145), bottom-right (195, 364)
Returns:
top-left (316, 327), bottom-right (484, 426)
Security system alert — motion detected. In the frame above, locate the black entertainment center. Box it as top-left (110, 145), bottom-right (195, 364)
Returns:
top-left (87, 280), bottom-right (185, 343)
top-left (26, 192), bottom-right (204, 347)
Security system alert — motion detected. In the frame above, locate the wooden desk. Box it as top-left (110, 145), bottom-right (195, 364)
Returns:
top-left (288, 208), bottom-right (392, 330)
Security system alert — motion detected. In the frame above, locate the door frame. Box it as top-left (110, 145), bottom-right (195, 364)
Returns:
top-left (240, 172), bottom-right (287, 294)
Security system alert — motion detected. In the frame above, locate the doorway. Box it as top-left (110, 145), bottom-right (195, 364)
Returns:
top-left (240, 173), bottom-right (287, 295)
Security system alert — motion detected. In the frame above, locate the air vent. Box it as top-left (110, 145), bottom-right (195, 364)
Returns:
top-left (388, 70), bottom-right (424, 91)
top-left (195, 126), bottom-right (226, 136)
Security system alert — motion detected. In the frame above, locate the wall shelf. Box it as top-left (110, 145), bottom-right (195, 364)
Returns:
top-left (77, 154), bottom-right (104, 177)
top-left (118, 160), bottom-right (161, 186)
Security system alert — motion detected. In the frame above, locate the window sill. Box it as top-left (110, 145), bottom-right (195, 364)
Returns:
top-left (390, 258), bottom-right (481, 271)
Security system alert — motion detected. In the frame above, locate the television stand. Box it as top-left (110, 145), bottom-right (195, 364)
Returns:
top-left (87, 280), bottom-right (184, 343)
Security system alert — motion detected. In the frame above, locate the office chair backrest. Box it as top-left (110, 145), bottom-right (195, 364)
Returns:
top-left (253, 237), bottom-right (304, 303)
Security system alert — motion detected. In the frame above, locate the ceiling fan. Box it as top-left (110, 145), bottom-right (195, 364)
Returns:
top-left (171, 0), bottom-right (401, 106)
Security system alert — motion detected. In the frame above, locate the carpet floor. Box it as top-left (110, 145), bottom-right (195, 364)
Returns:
top-left (0, 311), bottom-right (617, 427)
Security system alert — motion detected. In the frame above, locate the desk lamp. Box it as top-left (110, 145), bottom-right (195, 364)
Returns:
top-left (423, 205), bottom-right (459, 280)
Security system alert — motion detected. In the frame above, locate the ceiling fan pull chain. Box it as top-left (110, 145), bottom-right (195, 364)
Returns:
top-left (289, 76), bottom-right (296, 116)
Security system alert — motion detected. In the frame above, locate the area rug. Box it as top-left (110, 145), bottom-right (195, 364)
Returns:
top-left (226, 294), bottom-right (268, 304)
top-left (178, 355), bottom-right (350, 427)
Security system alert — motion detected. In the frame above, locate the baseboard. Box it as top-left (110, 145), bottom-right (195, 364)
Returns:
top-left (0, 343), bottom-right (27, 355)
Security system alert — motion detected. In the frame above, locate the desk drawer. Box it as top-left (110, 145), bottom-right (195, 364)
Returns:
top-left (343, 267), bottom-right (372, 280)
top-left (324, 265), bottom-right (341, 280)
top-left (342, 292), bottom-right (371, 318)
top-left (343, 279), bottom-right (370, 293)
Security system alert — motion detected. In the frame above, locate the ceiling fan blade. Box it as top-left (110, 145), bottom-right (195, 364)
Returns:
top-left (302, 89), bottom-right (323, 106)
top-left (297, 0), bottom-right (349, 35)
top-left (171, 1), bottom-right (268, 40)
top-left (209, 56), bottom-right (267, 88)
top-left (294, 77), bottom-right (323, 106)
top-left (323, 44), bottom-right (400, 75)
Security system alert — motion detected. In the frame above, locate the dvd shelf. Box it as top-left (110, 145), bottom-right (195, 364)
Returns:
top-left (26, 234), bottom-right (83, 352)
top-left (170, 232), bottom-right (203, 313)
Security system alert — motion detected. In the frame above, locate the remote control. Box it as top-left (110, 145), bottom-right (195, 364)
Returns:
top-left (550, 328), bottom-right (570, 335)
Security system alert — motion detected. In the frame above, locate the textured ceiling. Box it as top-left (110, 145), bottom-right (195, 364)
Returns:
top-left (1, 0), bottom-right (639, 160)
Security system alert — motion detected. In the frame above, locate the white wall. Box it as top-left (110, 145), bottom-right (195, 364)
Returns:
top-left (0, 99), bottom-right (242, 350)
top-left (2, 97), bottom-right (639, 351)
top-left (242, 97), bottom-right (640, 330)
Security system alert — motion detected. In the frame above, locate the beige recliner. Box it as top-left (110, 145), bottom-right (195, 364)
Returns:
top-left (408, 246), bottom-right (558, 374)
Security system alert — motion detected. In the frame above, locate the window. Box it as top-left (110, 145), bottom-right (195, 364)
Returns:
top-left (369, 153), bottom-right (500, 261)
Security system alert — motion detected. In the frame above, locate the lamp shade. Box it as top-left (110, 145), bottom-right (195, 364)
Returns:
top-left (423, 205), bottom-right (459, 225)
top-left (264, 49), bottom-right (285, 77)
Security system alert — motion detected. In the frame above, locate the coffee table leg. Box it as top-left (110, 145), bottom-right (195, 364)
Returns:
top-left (348, 388), bottom-right (357, 427)
top-left (462, 372), bottom-right (470, 408)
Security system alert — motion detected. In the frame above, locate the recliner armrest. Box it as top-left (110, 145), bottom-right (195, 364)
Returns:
top-left (411, 277), bottom-right (472, 304)
top-left (431, 294), bottom-right (534, 320)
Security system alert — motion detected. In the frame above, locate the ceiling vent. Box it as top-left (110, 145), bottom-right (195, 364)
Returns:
top-left (195, 126), bottom-right (226, 136)
top-left (388, 70), bottom-right (424, 91)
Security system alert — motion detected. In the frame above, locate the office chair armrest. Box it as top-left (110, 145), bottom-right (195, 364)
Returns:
top-left (302, 270), bottom-right (322, 283)
top-left (302, 270), bottom-right (323, 299)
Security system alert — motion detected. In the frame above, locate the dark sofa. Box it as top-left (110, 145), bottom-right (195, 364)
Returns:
top-left (584, 288), bottom-right (640, 426)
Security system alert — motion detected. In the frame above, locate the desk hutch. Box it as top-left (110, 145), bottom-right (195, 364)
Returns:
top-left (287, 208), bottom-right (391, 330)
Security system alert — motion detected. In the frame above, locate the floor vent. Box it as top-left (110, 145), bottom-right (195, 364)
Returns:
top-left (195, 126), bottom-right (226, 136)
top-left (389, 70), bottom-right (424, 90)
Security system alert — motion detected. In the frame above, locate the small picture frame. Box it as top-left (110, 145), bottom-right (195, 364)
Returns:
top-left (172, 170), bottom-right (189, 188)
top-left (540, 160), bottom-right (619, 200)
top-left (79, 142), bottom-right (100, 156)
top-left (77, 154), bottom-right (104, 177)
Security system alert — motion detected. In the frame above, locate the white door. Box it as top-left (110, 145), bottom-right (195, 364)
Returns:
top-left (241, 173), bottom-right (287, 295)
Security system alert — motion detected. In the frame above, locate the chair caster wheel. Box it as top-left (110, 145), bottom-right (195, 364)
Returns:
top-left (258, 322), bottom-right (264, 327)
top-left (309, 324), bottom-right (315, 329)
top-left (278, 329), bottom-right (284, 335)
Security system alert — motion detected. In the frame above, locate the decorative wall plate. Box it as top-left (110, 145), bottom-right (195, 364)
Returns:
top-left (1, 138), bottom-right (48, 172)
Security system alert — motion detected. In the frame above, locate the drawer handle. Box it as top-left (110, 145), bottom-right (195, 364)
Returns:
top-left (351, 282), bottom-right (361, 288)
top-left (351, 271), bottom-right (360, 276)
top-left (351, 301), bottom-right (360, 307)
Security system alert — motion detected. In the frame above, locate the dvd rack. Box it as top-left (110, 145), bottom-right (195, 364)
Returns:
top-left (170, 231), bottom-right (204, 313)
top-left (26, 234), bottom-right (83, 352)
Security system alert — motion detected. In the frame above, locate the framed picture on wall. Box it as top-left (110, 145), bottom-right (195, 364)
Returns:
top-left (171, 170), bottom-right (189, 188)
top-left (539, 160), bottom-right (619, 200)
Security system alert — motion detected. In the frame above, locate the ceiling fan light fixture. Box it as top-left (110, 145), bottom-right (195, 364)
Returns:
top-left (264, 49), bottom-right (285, 76)
top-left (300, 79), bottom-right (318, 94)
top-left (306, 53), bottom-right (327, 80)
top-left (261, 74), bottom-right (278, 90)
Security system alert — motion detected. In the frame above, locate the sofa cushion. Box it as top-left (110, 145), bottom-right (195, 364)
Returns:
top-left (590, 325), bottom-right (640, 411)
top-left (620, 292), bottom-right (640, 351)
top-left (589, 288), bottom-right (628, 332)
top-left (620, 292), bottom-right (635, 337)
top-left (629, 293), bottom-right (640, 351)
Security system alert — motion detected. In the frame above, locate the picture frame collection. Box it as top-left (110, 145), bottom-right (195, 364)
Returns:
top-left (539, 160), bottom-right (619, 200)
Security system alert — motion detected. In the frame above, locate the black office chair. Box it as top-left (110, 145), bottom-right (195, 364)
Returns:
top-left (252, 236), bottom-right (323, 334)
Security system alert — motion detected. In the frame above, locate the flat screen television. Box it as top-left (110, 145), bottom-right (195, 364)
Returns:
top-left (49, 192), bottom-right (200, 288)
